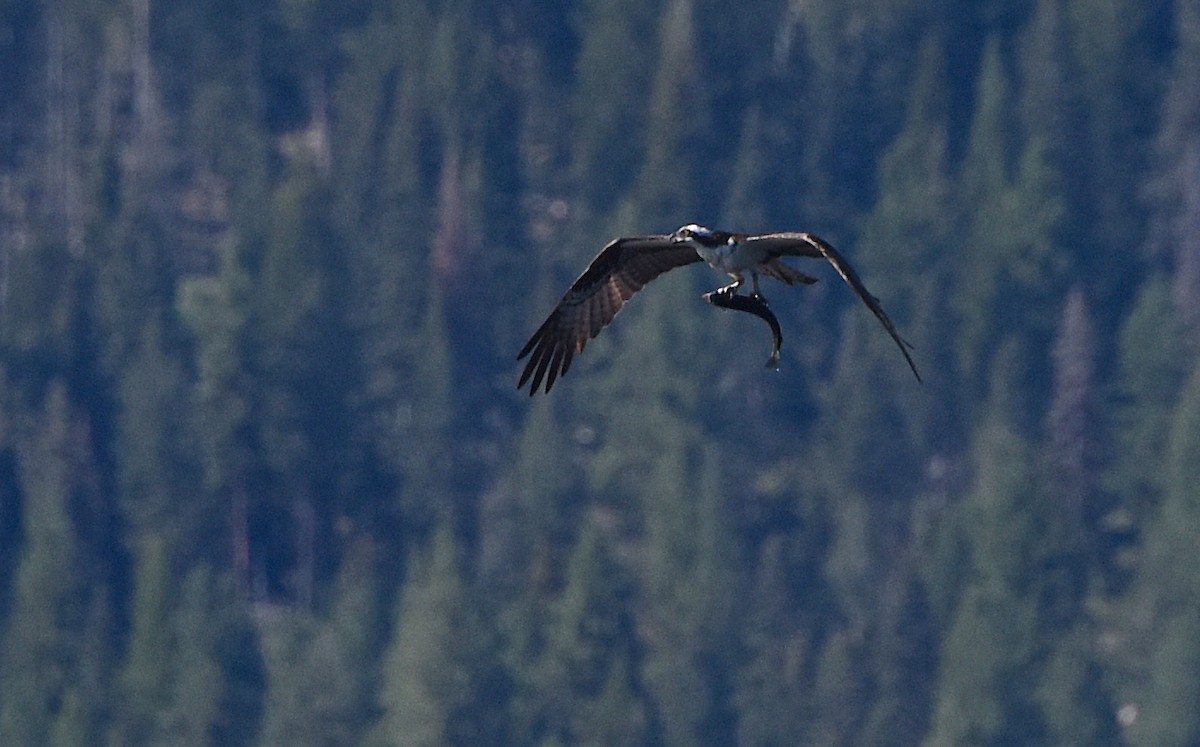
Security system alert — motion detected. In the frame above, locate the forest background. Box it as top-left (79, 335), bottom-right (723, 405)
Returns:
top-left (1, 0), bottom-right (1199, 744)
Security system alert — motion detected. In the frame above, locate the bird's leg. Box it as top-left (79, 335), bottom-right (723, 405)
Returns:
top-left (751, 271), bottom-right (765, 301)
top-left (710, 273), bottom-right (744, 299)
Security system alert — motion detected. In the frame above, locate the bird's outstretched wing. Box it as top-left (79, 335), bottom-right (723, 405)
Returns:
top-left (745, 232), bottom-right (922, 382)
top-left (518, 236), bottom-right (703, 394)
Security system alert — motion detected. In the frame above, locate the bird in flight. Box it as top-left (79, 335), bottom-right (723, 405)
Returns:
top-left (517, 224), bottom-right (921, 394)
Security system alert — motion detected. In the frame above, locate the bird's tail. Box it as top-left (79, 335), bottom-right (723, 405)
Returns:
top-left (760, 259), bottom-right (818, 285)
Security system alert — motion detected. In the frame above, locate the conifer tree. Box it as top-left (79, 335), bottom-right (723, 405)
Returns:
top-left (734, 536), bottom-right (812, 745)
top-left (1063, 0), bottom-right (1162, 264)
top-left (569, 0), bottom-right (658, 209)
top-left (156, 565), bottom-right (263, 747)
top-left (925, 367), bottom-right (1042, 746)
top-left (1123, 355), bottom-right (1200, 747)
top-left (0, 383), bottom-right (87, 745)
top-left (1145, 0), bottom-right (1200, 331)
top-left (639, 444), bottom-right (738, 745)
top-left (856, 33), bottom-right (958, 445)
top-left (635, 0), bottom-right (704, 222)
top-left (954, 37), bottom-right (1064, 388)
top-left (531, 511), bottom-right (647, 745)
top-left (177, 231), bottom-right (257, 590)
top-left (113, 533), bottom-right (174, 744)
top-left (374, 522), bottom-right (508, 746)
top-left (1043, 289), bottom-right (1097, 526)
top-left (1105, 278), bottom-right (1188, 516)
top-left (258, 540), bottom-right (381, 746)
top-left (928, 340), bottom-right (1119, 746)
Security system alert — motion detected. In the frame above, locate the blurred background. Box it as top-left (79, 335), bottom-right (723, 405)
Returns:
top-left (0, 0), bottom-right (1196, 744)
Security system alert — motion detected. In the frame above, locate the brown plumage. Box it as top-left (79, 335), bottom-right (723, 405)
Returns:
top-left (517, 226), bottom-right (921, 394)
top-left (517, 236), bottom-right (701, 395)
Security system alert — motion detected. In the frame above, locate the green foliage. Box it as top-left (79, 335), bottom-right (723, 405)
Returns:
top-left (1123, 355), bottom-right (1200, 747)
top-left (570, 0), bottom-right (658, 208)
top-left (259, 541), bottom-right (381, 746)
top-left (114, 534), bottom-right (174, 744)
top-left (157, 565), bottom-right (263, 746)
top-left (733, 536), bottom-right (812, 745)
top-left (0, 383), bottom-right (90, 746)
top-left (953, 38), bottom-right (1065, 386)
top-left (0, 1), bottom-right (1194, 744)
top-left (634, 0), bottom-right (705, 222)
top-left (1106, 278), bottom-right (1189, 514)
top-left (374, 522), bottom-right (508, 746)
top-left (925, 411), bottom-right (1042, 746)
top-left (528, 511), bottom-right (648, 745)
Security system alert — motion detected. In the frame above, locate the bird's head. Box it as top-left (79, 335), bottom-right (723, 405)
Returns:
top-left (672, 224), bottom-right (724, 246)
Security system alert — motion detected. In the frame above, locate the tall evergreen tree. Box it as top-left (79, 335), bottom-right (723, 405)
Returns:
top-left (734, 536), bottom-right (813, 746)
top-left (373, 522), bottom-right (508, 746)
top-left (530, 511), bottom-right (647, 745)
top-left (1122, 354), bottom-right (1200, 747)
top-left (1104, 277), bottom-right (1189, 518)
top-left (569, 0), bottom-right (658, 210)
top-left (924, 367), bottom-right (1043, 746)
top-left (857, 33), bottom-right (958, 446)
top-left (258, 540), bottom-right (381, 746)
top-left (0, 383), bottom-right (91, 745)
top-left (156, 565), bottom-right (263, 747)
top-left (113, 533), bottom-right (174, 745)
top-left (954, 38), bottom-right (1064, 389)
top-left (177, 230), bottom-right (257, 591)
top-left (1043, 289), bottom-right (1097, 525)
top-left (1145, 0), bottom-right (1200, 332)
top-left (635, 0), bottom-right (705, 223)
top-left (639, 445), bottom-right (738, 745)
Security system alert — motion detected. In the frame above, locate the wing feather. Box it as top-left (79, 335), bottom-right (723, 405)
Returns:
top-left (746, 232), bottom-right (922, 382)
top-left (517, 235), bottom-right (702, 394)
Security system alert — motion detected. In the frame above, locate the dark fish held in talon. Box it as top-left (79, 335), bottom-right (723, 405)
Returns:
top-left (704, 290), bottom-right (783, 369)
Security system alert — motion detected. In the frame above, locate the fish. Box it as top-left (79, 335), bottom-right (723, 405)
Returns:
top-left (703, 290), bottom-right (783, 369)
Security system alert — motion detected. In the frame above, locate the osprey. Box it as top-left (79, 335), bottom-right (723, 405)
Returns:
top-left (517, 224), bottom-right (921, 394)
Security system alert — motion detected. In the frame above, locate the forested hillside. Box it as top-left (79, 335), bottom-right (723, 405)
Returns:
top-left (1, 0), bottom-right (1197, 744)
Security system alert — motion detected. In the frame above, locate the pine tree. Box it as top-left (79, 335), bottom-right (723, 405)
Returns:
top-left (1032, 289), bottom-right (1120, 746)
top-left (0, 383), bottom-right (88, 745)
top-left (177, 232), bottom-right (256, 591)
top-left (856, 32), bottom-right (958, 446)
top-left (569, 0), bottom-right (658, 209)
top-left (734, 537), bottom-right (805, 744)
top-left (113, 533), bottom-right (174, 744)
top-left (954, 37), bottom-right (1064, 388)
top-left (639, 444), bottom-right (739, 745)
top-left (1123, 354), bottom-right (1200, 747)
top-left (258, 539), bottom-right (381, 746)
top-left (1064, 0), bottom-right (1163, 272)
top-left (373, 522), bottom-right (508, 746)
top-left (858, 571), bottom-right (938, 746)
top-left (924, 381), bottom-right (1043, 746)
top-left (112, 319), bottom-right (207, 552)
top-left (634, 0), bottom-right (704, 223)
top-left (1043, 289), bottom-right (1097, 525)
top-left (531, 511), bottom-right (647, 745)
top-left (1145, 0), bottom-right (1200, 332)
top-left (156, 565), bottom-right (263, 747)
top-left (1105, 278), bottom-right (1189, 517)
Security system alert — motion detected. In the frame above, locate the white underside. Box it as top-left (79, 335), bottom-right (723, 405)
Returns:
top-left (694, 241), bottom-right (769, 276)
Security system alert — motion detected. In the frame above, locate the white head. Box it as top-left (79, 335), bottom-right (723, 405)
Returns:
top-left (672, 224), bottom-right (716, 242)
